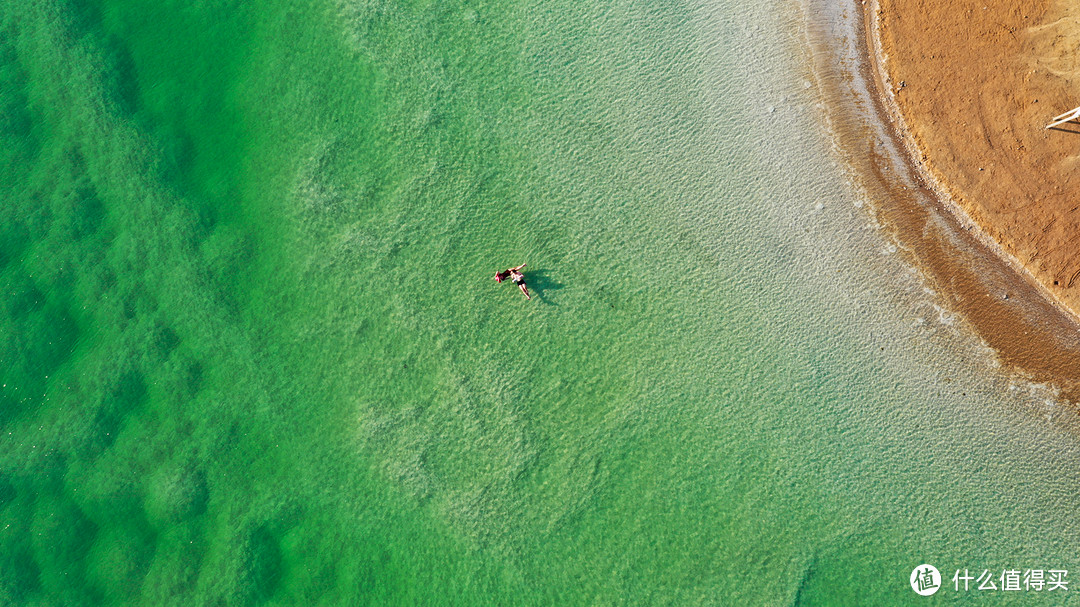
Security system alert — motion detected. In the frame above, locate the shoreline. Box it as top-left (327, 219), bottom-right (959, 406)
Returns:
top-left (800, 0), bottom-right (1080, 402)
top-left (862, 1), bottom-right (1056, 307)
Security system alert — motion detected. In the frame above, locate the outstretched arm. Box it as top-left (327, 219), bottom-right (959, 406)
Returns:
top-left (512, 263), bottom-right (527, 271)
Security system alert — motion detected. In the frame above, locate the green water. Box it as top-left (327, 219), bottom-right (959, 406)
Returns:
top-left (3, 0), bottom-right (1080, 604)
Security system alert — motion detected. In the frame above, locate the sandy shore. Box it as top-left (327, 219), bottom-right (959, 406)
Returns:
top-left (865, 0), bottom-right (1080, 398)
top-left (800, 0), bottom-right (1080, 401)
top-left (874, 0), bottom-right (1080, 303)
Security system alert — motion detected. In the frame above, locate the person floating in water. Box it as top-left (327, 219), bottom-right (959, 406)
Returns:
top-left (494, 263), bottom-right (530, 300)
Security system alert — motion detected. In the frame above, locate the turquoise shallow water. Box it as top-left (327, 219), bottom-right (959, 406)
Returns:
top-left (4, 0), bottom-right (1080, 604)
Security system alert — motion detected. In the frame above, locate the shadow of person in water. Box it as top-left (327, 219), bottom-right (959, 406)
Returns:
top-left (524, 268), bottom-right (564, 304)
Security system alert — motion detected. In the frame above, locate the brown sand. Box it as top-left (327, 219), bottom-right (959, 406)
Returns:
top-left (868, 0), bottom-right (1080, 396)
top-left (875, 0), bottom-right (1080, 301)
top-left (803, 0), bottom-right (1080, 401)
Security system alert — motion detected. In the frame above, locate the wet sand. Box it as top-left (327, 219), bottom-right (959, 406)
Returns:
top-left (804, 0), bottom-right (1080, 402)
